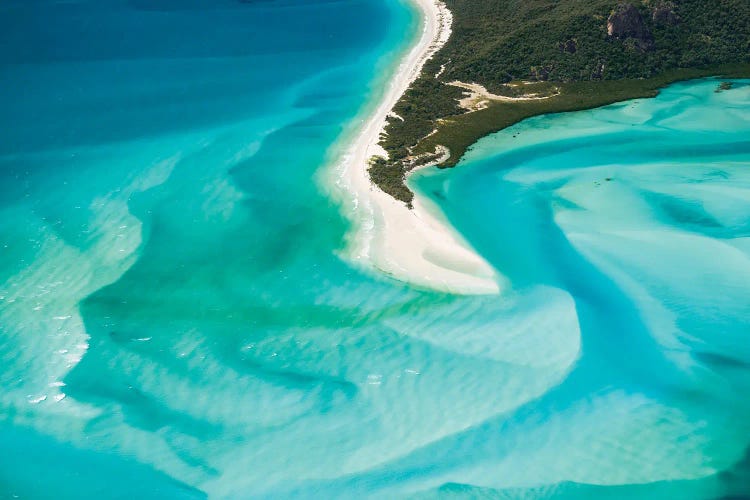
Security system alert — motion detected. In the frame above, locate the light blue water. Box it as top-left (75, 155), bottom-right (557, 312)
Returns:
top-left (408, 79), bottom-right (750, 498)
top-left (1, 0), bottom-right (749, 497)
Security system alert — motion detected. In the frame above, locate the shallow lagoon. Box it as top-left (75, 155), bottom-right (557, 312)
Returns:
top-left (411, 78), bottom-right (750, 498)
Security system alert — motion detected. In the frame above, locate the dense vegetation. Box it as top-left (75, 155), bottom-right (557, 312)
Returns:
top-left (437, 0), bottom-right (750, 85)
top-left (368, 155), bottom-right (414, 205)
top-left (380, 78), bottom-right (463, 163)
top-left (371, 0), bottom-right (750, 204)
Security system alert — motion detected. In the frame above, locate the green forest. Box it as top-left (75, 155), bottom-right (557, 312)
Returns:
top-left (373, 0), bottom-right (750, 204)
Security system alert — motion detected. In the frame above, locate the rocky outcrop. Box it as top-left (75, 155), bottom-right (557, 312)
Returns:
top-left (607, 3), bottom-right (653, 50)
top-left (652, 1), bottom-right (680, 25)
top-left (559, 39), bottom-right (578, 54)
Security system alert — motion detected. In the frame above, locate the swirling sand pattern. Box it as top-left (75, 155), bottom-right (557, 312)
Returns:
top-left (0, 0), bottom-right (749, 497)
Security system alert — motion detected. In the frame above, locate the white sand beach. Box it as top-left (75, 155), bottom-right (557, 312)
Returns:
top-left (332, 0), bottom-right (501, 295)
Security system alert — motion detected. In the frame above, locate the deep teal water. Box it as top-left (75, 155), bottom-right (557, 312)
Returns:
top-left (1, 0), bottom-right (749, 497)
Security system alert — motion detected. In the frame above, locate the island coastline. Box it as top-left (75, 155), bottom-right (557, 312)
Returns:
top-left (374, 0), bottom-right (750, 204)
top-left (329, 0), bottom-right (749, 295)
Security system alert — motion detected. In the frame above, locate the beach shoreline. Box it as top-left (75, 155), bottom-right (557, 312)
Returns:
top-left (330, 0), bottom-right (500, 295)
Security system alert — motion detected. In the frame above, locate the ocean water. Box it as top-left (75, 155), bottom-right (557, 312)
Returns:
top-left (0, 0), bottom-right (749, 498)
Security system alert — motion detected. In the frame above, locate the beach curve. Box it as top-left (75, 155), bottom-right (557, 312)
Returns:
top-left (331, 0), bottom-right (501, 295)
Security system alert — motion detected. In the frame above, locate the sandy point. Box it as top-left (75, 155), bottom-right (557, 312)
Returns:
top-left (329, 0), bottom-right (501, 295)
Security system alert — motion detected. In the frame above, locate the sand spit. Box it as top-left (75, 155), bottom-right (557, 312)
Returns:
top-left (331, 0), bottom-right (500, 295)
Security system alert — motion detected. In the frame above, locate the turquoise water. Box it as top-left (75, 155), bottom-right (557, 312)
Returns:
top-left (0, 0), bottom-right (749, 498)
top-left (409, 78), bottom-right (750, 498)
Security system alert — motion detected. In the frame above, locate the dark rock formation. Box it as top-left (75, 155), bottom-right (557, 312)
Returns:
top-left (559, 39), bottom-right (578, 54)
top-left (607, 3), bottom-right (653, 50)
top-left (652, 1), bottom-right (680, 25)
top-left (715, 81), bottom-right (734, 92)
